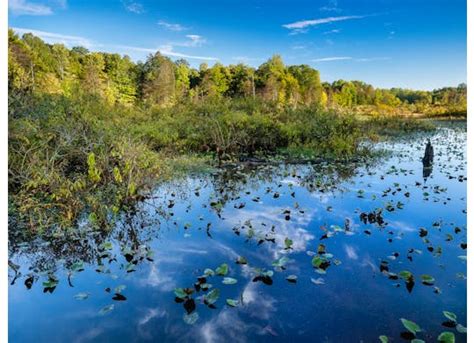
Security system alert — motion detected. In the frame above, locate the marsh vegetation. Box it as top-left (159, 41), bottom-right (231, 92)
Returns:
top-left (8, 30), bottom-right (467, 342)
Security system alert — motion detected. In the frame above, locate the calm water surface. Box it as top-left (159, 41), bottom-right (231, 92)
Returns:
top-left (9, 122), bottom-right (467, 342)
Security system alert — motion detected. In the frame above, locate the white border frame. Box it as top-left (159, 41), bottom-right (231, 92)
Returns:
top-left (1, 0), bottom-right (9, 342)
top-left (1, 1), bottom-right (472, 342)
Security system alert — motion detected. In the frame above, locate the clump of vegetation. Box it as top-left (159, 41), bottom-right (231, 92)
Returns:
top-left (7, 29), bottom-right (464, 233)
top-left (9, 93), bottom-right (164, 232)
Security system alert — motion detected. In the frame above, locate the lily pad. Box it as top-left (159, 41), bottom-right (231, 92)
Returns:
top-left (204, 288), bottom-right (220, 305)
top-left (420, 274), bottom-right (435, 285)
top-left (99, 304), bottom-right (115, 315)
top-left (183, 312), bottom-right (199, 325)
top-left (443, 311), bottom-right (457, 323)
top-left (215, 264), bottom-right (229, 276)
top-left (272, 256), bottom-right (289, 269)
top-left (311, 277), bottom-right (325, 285)
top-left (400, 318), bottom-right (422, 335)
top-left (114, 285), bottom-right (127, 294)
top-left (174, 288), bottom-right (191, 299)
top-left (455, 323), bottom-right (467, 333)
top-left (101, 242), bottom-right (113, 250)
top-left (399, 270), bottom-right (413, 281)
top-left (437, 331), bottom-right (455, 343)
top-left (70, 261), bottom-right (84, 272)
top-left (222, 277), bottom-right (237, 285)
top-left (226, 299), bottom-right (239, 307)
top-left (73, 292), bottom-right (89, 300)
top-left (236, 256), bottom-right (248, 265)
top-left (204, 268), bottom-right (215, 276)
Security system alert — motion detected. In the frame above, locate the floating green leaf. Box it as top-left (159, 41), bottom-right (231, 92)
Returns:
top-left (204, 268), bottom-right (215, 276)
top-left (420, 274), bottom-right (435, 285)
top-left (443, 311), bottom-right (457, 323)
top-left (101, 242), bottom-right (113, 250)
top-left (215, 264), bottom-right (229, 276)
top-left (222, 277), bottom-right (237, 285)
top-left (379, 335), bottom-right (389, 343)
top-left (114, 285), bottom-right (127, 294)
top-left (73, 292), bottom-right (89, 300)
top-left (42, 279), bottom-right (58, 289)
top-left (437, 331), bottom-right (455, 343)
top-left (204, 288), bottom-right (220, 305)
top-left (70, 261), bottom-right (84, 272)
top-left (183, 312), bottom-right (199, 325)
top-left (174, 288), bottom-right (188, 299)
top-left (272, 256), bottom-right (289, 268)
top-left (311, 277), bottom-right (325, 285)
top-left (99, 304), bottom-right (115, 315)
top-left (226, 299), bottom-right (238, 307)
top-left (400, 318), bottom-right (422, 335)
top-left (286, 275), bottom-right (297, 283)
top-left (455, 324), bottom-right (467, 333)
top-left (399, 270), bottom-right (413, 281)
top-left (236, 256), bottom-right (248, 265)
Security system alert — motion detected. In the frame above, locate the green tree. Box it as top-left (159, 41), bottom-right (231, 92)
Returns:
top-left (288, 64), bottom-right (323, 105)
top-left (140, 52), bottom-right (176, 106)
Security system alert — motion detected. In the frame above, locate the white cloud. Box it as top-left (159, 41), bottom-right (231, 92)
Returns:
top-left (12, 27), bottom-right (92, 47)
top-left (122, 1), bottom-right (143, 14)
top-left (356, 57), bottom-right (391, 62)
top-left (312, 56), bottom-right (390, 63)
top-left (324, 29), bottom-right (340, 34)
top-left (183, 34), bottom-right (206, 47)
top-left (159, 45), bottom-right (218, 61)
top-left (344, 244), bottom-right (358, 260)
top-left (140, 263), bottom-right (176, 291)
top-left (283, 15), bottom-right (365, 30)
top-left (224, 205), bottom-right (316, 260)
top-left (320, 0), bottom-right (341, 12)
top-left (313, 56), bottom-right (352, 62)
top-left (9, 0), bottom-right (53, 15)
top-left (157, 20), bottom-right (187, 31)
top-left (132, 34), bottom-right (212, 60)
top-left (12, 27), bottom-right (218, 61)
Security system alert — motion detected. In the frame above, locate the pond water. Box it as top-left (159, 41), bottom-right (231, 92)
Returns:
top-left (9, 121), bottom-right (467, 342)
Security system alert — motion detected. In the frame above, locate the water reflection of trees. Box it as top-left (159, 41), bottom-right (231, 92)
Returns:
top-left (8, 159), bottom-right (373, 287)
top-left (8, 210), bottom-right (158, 288)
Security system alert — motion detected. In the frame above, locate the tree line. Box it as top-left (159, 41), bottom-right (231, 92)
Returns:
top-left (8, 29), bottom-right (466, 114)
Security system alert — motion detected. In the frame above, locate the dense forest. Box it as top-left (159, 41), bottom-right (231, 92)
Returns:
top-left (8, 29), bottom-right (467, 232)
top-left (9, 29), bottom-right (466, 115)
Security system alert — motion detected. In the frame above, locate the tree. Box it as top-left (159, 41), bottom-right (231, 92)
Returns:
top-left (334, 82), bottom-right (357, 107)
top-left (140, 52), bottom-right (176, 106)
top-left (103, 53), bottom-right (138, 104)
top-left (227, 64), bottom-right (255, 98)
top-left (199, 63), bottom-right (230, 98)
top-left (174, 59), bottom-right (191, 99)
top-left (81, 52), bottom-right (107, 98)
top-left (288, 65), bottom-right (323, 105)
top-left (256, 55), bottom-right (286, 103)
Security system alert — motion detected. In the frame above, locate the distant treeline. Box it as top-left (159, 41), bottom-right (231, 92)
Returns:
top-left (8, 29), bottom-right (466, 115)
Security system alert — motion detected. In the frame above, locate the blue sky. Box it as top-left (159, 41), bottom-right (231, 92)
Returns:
top-left (9, 0), bottom-right (467, 90)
